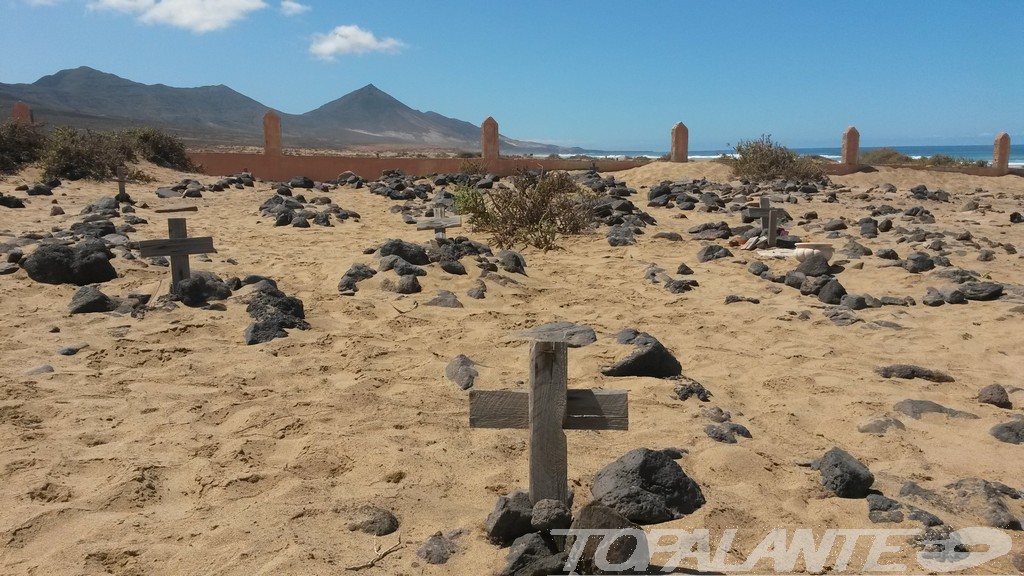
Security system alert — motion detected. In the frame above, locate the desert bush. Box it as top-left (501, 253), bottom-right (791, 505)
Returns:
top-left (458, 158), bottom-right (487, 175)
top-left (39, 126), bottom-right (194, 180)
top-left (40, 127), bottom-right (137, 180)
top-left (729, 134), bottom-right (824, 181)
top-left (859, 147), bottom-right (985, 168)
top-left (454, 170), bottom-right (598, 250)
top-left (0, 120), bottom-right (47, 174)
top-left (859, 147), bottom-right (912, 165)
top-left (125, 127), bottom-right (197, 171)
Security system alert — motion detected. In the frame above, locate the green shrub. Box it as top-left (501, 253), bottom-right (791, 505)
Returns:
top-left (0, 120), bottom-right (47, 174)
top-left (729, 134), bottom-right (824, 181)
top-left (454, 170), bottom-right (598, 250)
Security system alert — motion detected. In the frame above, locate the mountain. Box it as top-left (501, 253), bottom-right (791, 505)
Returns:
top-left (0, 67), bottom-right (272, 145)
top-left (0, 67), bottom-right (578, 153)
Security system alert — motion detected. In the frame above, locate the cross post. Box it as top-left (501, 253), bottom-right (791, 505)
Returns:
top-left (469, 333), bottom-right (628, 505)
top-left (116, 165), bottom-right (127, 198)
top-left (136, 218), bottom-right (216, 294)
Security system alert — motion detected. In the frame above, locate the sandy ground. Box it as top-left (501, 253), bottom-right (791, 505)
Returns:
top-left (0, 160), bottom-right (1022, 575)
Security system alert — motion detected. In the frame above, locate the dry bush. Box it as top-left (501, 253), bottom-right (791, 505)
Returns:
top-left (39, 126), bottom-right (194, 181)
top-left (0, 120), bottom-right (47, 174)
top-left (729, 134), bottom-right (824, 181)
top-left (458, 159), bottom-right (487, 175)
top-left (41, 126), bottom-right (136, 180)
top-left (126, 127), bottom-right (197, 171)
top-left (454, 170), bottom-right (598, 250)
top-left (859, 147), bottom-right (986, 168)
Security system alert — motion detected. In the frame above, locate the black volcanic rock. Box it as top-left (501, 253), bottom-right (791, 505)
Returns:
top-left (23, 240), bottom-right (117, 286)
top-left (602, 330), bottom-right (681, 378)
top-left (816, 447), bottom-right (874, 498)
top-left (591, 448), bottom-right (705, 524)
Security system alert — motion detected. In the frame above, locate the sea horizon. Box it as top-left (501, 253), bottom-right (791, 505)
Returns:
top-left (572, 144), bottom-right (1023, 168)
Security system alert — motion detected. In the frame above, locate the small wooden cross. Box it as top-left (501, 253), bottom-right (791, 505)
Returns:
top-left (136, 218), bottom-right (216, 294)
top-left (745, 196), bottom-right (786, 248)
top-left (415, 190), bottom-right (461, 243)
top-left (469, 334), bottom-right (628, 505)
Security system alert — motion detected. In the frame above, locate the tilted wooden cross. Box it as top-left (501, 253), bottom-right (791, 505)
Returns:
top-left (416, 190), bottom-right (461, 244)
top-left (136, 218), bottom-right (216, 294)
top-left (469, 333), bottom-right (628, 505)
top-left (744, 196), bottom-right (787, 248)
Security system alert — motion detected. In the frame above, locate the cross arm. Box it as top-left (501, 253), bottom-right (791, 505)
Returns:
top-left (469, 389), bottom-right (629, 430)
top-left (136, 236), bottom-right (216, 258)
top-left (415, 217), bottom-right (462, 231)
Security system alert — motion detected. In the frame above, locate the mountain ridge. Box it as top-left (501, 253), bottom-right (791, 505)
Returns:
top-left (0, 66), bottom-right (580, 153)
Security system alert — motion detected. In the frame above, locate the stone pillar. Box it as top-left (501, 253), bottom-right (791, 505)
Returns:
top-left (481, 117), bottom-right (499, 160)
top-left (670, 122), bottom-right (689, 163)
top-left (993, 132), bottom-right (1010, 174)
top-left (842, 126), bottom-right (860, 165)
top-left (263, 111), bottom-right (281, 157)
top-left (11, 101), bottom-right (33, 124)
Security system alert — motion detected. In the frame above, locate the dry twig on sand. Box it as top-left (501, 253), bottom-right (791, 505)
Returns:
top-left (345, 535), bottom-right (403, 571)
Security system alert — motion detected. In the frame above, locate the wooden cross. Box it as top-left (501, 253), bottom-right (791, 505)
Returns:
top-left (469, 334), bottom-right (628, 505)
top-left (744, 196), bottom-right (786, 248)
top-left (136, 218), bottom-right (216, 294)
top-left (416, 190), bottom-right (461, 243)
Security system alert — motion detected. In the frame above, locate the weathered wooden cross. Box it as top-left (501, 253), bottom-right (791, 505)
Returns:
top-left (416, 190), bottom-right (461, 244)
top-left (136, 218), bottom-right (216, 294)
top-left (469, 332), bottom-right (629, 505)
top-left (744, 196), bottom-right (787, 248)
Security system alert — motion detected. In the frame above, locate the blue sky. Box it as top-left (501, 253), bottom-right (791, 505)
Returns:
top-left (2, 0), bottom-right (1023, 152)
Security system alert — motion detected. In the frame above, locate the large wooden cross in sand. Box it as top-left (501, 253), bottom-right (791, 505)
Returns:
top-left (744, 196), bottom-right (787, 248)
top-left (136, 218), bottom-right (216, 294)
top-left (469, 331), bottom-right (629, 505)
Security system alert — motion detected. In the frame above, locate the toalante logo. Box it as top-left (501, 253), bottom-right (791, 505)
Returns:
top-left (550, 526), bottom-right (1016, 574)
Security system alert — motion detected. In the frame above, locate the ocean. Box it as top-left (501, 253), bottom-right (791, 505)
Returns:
top-left (579, 144), bottom-right (1024, 168)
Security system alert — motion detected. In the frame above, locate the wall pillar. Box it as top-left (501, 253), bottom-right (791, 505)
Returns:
top-left (481, 117), bottom-right (499, 160)
top-left (841, 126), bottom-right (860, 165)
top-left (11, 101), bottom-right (33, 124)
top-left (263, 111), bottom-right (282, 157)
top-left (993, 132), bottom-right (1010, 175)
top-left (670, 122), bottom-right (689, 162)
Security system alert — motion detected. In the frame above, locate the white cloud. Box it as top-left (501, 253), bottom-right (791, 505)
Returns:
top-left (280, 0), bottom-right (308, 16)
top-left (88, 0), bottom-right (268, 33)
top-left (310, 25), bottom-right (405, 60)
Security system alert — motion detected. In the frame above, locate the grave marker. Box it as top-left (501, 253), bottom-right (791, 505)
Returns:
top-left (115, 165), bottom-right (128, 201)
top-left (744, 196), bottom-right (786, 248)
top-left (415, 191), bottom-right (461, 243)
top-left (469, 333), bottom-right (628, 505)
top-left (136, 218), bottom-right (216, 294)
